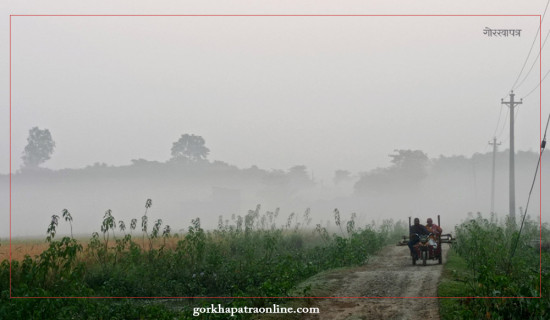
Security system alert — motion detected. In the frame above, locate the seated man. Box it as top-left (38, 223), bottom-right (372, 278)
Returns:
top-left (408, 217), bottom-right (430, 259)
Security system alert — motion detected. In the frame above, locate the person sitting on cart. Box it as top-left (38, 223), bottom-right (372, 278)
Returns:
top-left (425, 218), bottom-right (442, 238)
top-left (408, 217), bottom-right (430, 259)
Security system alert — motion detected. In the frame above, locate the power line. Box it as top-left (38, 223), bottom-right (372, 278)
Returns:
top-left (514, 28), bottom-right (550, 90)
top-left (493, 103), bottom-right (505, 138)
top-left (497, 108), bottom-right (510, 140)
top-left (511, 0), bottom-right (550, 91)
top-left (522, 67), bottom-right (550, 99)
top-left (509, 112), bottom-right (549, 262)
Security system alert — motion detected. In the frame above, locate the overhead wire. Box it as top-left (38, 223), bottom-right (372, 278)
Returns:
top-left (511, 0), bottom-right (550, 91)
top-left (514, 28), bottom-right (550, 90)
top-left (509, 112), bottom-right (550, 262)
top-left (522, 68), bottom-right (550, 99)
top-left (488, 100), bottom-right (507, 152)
top-left (493, 103), bottom-right (505, 138)
top-left (497, 108), bottom-right (510, 140)
top-left (494, 2), bottom-right (548, 234)
top-left (492, 1), bottom-right (549, 157)
top-left (496, 1), bottom-right (549, 156)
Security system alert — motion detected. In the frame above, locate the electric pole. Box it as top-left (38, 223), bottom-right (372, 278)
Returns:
top-left (489, 137), bottom-right (501, 214)
top-left (501, 91), bottom-right (522, 220)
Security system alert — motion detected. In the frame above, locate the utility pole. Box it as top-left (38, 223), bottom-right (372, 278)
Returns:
top-left (489, 137), bottom-right (501, 214)
top-left (501, 91), bottom-right (522, 220)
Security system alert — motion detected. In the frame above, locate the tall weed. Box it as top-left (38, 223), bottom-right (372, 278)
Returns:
top-left (451, 213), bottom-right (549, 319)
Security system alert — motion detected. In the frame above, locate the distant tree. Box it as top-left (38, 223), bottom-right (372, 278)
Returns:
top-left (131, 158), bottom-right (160, 166)
top-left (388, 149), bottom-right (429, 180)
top-left (288, 165), bottom-right (309, 179)
top-left (21, 127), bottom-right (55, 168)
top-left (170, 134), bottom-right (210, 162)
top-left (288, 165), bottom-right (315, 186)
top-left (333, 170), bottom-right (352, 185)
top-left (262, 169), bottom-right (290, 187)
top-left (354, 149), bottom-right (429, 194)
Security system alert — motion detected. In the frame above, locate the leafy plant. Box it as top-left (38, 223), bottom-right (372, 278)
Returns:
top-left (149, 219), bottom-right (163, 251)
top-left (142, 198), bottom-right (152, 249)
top-left (130, 218), bottom-right (137, 235)
top-left (449, 213), bottom-right (549, 319)
top-left (100, 209), bottom-right (116, 250)
top-left (118, 220), bottom-right (126, 235)
top-left (46, 214), bottom-right (60, 242)
top-left (5, 203), bottom-right (403, 317)
top-left (162, 225), bottom-right (171, 246)
top-left (62, 209), bottom-right (73, 239)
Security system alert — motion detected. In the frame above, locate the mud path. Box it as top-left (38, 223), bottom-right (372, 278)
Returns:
top-left (303, 244), bottom-right (449, 320)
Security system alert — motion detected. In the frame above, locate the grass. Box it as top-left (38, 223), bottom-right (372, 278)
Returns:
top-left (249, 264), bottom-right (365, 320)
top-left (438, 247), bottom-right (473, 319)
top-left (438, 214), bottom-right (549, 319)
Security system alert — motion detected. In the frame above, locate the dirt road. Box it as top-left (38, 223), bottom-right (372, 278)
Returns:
top-left (303, 244), bottom-right (449, 320)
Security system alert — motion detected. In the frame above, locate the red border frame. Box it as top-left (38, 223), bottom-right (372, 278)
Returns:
top-left (9, 14), bottom-right (543, 300)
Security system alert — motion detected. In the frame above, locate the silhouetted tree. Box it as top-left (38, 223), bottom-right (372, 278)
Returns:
top-left (333, 170), bottom-right (352, 185)
top-left (354, 149), bottom-right (429, 194)
top-left (388, 149), bottom-right (429, 181)
top-left (21, 127), bottom-right (55, 168)
top-left (170, 134), bottom-right (210, 162)
top-left (262, 169), bottom-right (290, 187)
top-left (288, 165), bottom-right (313, 185)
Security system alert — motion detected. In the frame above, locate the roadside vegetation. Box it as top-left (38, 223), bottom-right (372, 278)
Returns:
top-left (439, 212), bottom-right (549, 319)
top-left (1, 200), bottom-right (406, 319)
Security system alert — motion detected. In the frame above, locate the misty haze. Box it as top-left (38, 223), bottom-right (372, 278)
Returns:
top-left (3, 136), bottom-right (548, 237)
top-left (2, 5), bottom-right (549, 318)
top-left (4, 16), bottom-right (547, 239)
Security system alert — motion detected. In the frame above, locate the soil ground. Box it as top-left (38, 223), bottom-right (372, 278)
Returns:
top-left (301, 244), bottom-right (449, 320)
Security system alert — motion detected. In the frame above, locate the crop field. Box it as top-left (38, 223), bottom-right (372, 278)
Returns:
top-left (0, 238), bottom-right (183, 262)
top-left (438, 213), bottom-right (549, 319)
top-left (1, 201), bottom-right (407, 319)
top-left (2, 200), bottom-right (548, 319)
top-left (0, 238), bottom-right (50, 262)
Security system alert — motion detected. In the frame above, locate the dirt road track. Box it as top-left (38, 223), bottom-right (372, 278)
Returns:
top-left (303, 244), bottom-right (449, 320)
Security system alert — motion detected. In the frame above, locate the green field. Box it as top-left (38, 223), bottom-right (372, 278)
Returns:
top-left (438, 213), bottom-right (549, 319)
top-left (1, 204), bottom-right (406, 319)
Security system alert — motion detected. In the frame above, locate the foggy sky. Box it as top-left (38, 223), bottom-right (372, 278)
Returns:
top-left (3, 3), bottom-right (548, 179)
top-left (1, 1), bottom-right (549, 238)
